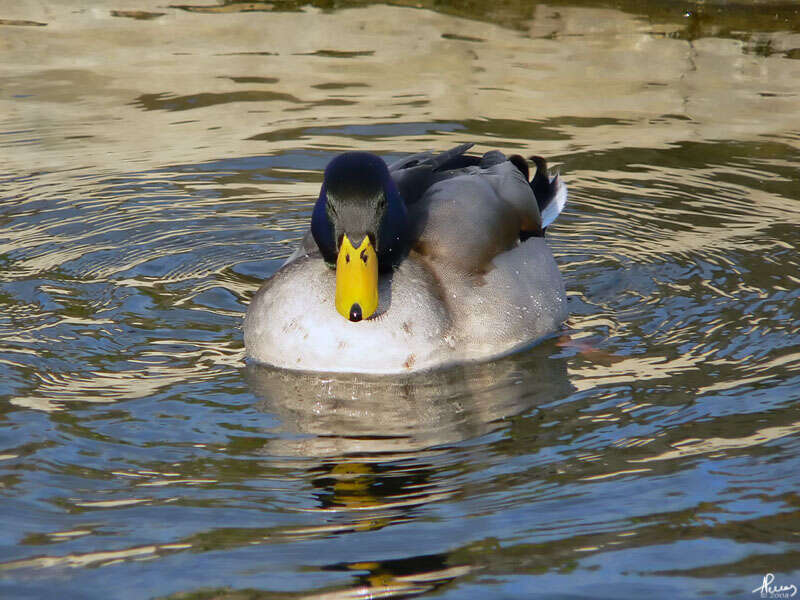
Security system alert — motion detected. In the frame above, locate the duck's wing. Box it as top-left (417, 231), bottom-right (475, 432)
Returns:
top-left (388, 143), bottom-right (479, 206)
top-left (405, 150), bottom-right (542, 274)
top-left (391, 145), bottom-right (566, 230)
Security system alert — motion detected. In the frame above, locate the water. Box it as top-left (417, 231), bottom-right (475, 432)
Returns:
top-left (1, 1), bottom-right (799, 598)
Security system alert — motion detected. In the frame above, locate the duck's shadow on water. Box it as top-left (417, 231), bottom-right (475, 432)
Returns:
top-left (243, 345), bottom-right (574, 459)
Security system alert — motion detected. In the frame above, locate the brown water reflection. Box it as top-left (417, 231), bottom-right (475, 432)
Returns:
top-left (3, 0), bottom-right (799, 175)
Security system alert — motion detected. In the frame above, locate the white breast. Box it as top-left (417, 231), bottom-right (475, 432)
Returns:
top-left (244, 237), bottom-right (566, 374)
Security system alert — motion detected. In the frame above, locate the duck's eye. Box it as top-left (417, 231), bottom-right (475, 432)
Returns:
top-left (360, 249), bottom-right (368, 264)
top-left (345, 254), bottom-right (350, 263)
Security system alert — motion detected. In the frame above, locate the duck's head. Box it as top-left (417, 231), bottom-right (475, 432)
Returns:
top-left (311, 152), bottom-right (410, 322)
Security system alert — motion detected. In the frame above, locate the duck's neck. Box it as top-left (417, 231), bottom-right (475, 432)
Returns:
top-left (375, 182), bottom-right (411, 271)
top-left (311, 183), bottom-right (338, 265)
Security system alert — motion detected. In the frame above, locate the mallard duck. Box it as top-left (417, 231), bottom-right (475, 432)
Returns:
top-left (244, 144), bottom-right (568, 374)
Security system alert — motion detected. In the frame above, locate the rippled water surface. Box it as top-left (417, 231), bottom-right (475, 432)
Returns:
top-left (2, 1), bottom-right (800, 598)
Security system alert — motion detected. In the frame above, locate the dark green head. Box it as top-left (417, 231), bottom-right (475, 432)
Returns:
top-left (311, 151), bottom-right (410, 272)
top-left (311, 152), bottom-right (410, 321)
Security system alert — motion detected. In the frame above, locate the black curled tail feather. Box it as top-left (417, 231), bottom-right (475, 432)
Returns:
top-left (530, 156), bottom-right (557, 215)
top-left (514, 155), bottom-right (559, 240)
top-left (508, 154), bottom-right (530, 181)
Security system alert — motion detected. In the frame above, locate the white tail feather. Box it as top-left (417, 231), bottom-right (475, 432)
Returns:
top-left (541, 175), bottom-right (567, 229)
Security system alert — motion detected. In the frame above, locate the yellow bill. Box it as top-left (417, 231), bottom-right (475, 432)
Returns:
top-left (335, 234), bottom-right (378, 322)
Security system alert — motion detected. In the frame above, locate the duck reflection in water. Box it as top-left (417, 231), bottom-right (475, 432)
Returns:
top-left (243, 349), bottom-right (572, 598)
top-left (245, 347), bottom-right (572, 458)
